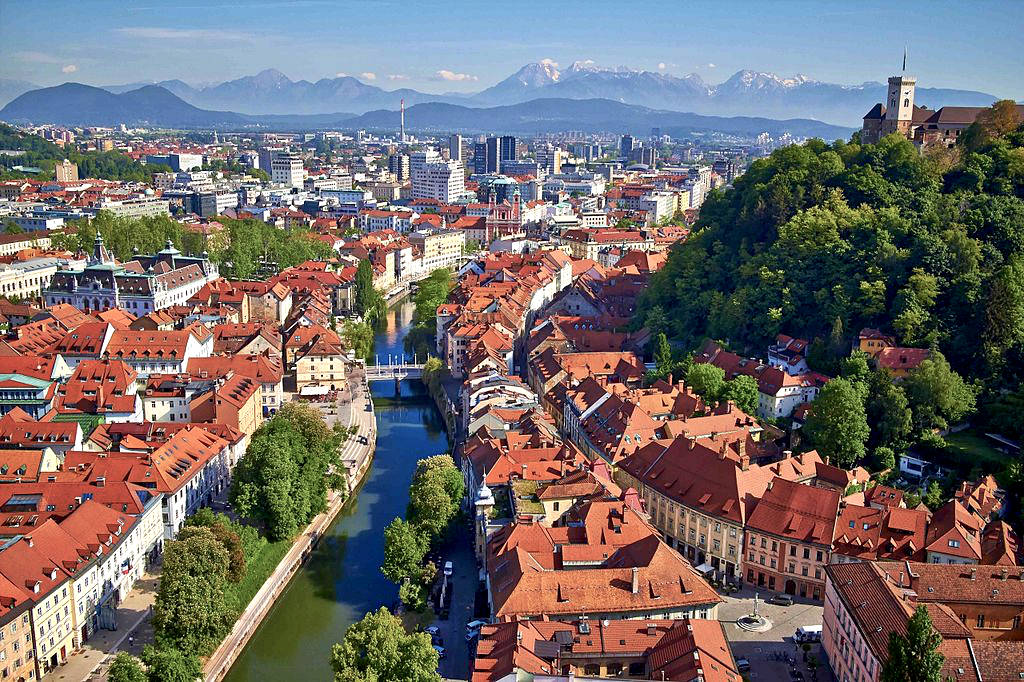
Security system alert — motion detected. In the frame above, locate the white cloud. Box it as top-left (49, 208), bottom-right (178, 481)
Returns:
top-left (658, 62), bottom-right (667, 71)
top-left (335, 72), bottom-right (348, 78)
top-left (62, 64), bottom-right (78, 74)
top-left (387, 74), bottom-right (409, 81)
top-left (360, 72), bottom-right (377, 81)
top-left (539, 58), bottom-right (559, 67)
top-left (435, 69), bottom-right (478, 82)
top-left (115, 26), bottom-right (253, 41)
top-left (707, 63), bottom-right (716, 68)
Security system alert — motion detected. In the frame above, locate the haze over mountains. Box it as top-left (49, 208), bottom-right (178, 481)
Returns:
top-left (0, 82), bottom-right (852, 139)
top-left (2, 61), bottom-right (1002, 127)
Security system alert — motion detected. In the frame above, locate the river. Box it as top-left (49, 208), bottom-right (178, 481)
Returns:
top-left (224, 300), bottom-right (449, 681)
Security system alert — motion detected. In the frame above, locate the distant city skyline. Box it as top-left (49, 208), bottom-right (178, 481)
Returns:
top-left (2, 0), bottom-right (1022, 98)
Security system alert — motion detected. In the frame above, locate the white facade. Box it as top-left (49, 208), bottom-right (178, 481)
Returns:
top-left (412, 159), bottom-right (466, 203)
top-left (271, 154), bottom-right (305, 188)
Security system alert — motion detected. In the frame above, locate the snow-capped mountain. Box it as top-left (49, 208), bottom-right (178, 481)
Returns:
top-left (83, 62), bottom-right (1001, 125)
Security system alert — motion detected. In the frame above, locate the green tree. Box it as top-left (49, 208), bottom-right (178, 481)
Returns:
top-left (722, 375), bottom-right (759, 414)
top-left (412, 455), bottom-right (464, 508)
top-left (873, 446), bottom-right (896, 473)
top-left (407, 470), bottom-right (457, 540)
top-left (866, 370), bottom-right (913, 451)
top-left (107, 652), bottom-right (146, 682)
top-left (686, 363), bottom-right (727, 404)
top-left (922, 480), bottom-right (945, 510)
top-left (342, 320), bottom-right (374, 361)
top-left (903, 353), bottom-right (977, 432)
top-left (183, 510), bottom-right (246, 583)
top-left (141, 645), bottom-right (204, 682)
top-left (803, 378), bottom-right (870, 468)
top-left (381, 518), bottom-right (428, 584)
top-left (403, 268), bottom-right (453, 359)
top-left (330, 607), bottom-right (440, 682)
top-left (881, 605), bottom-right (944, 682)
top-left (839, 351), bottom-right (872, 400)
top-left (654, 332), bottom-right (673, 376)
top-left (230, 403), bottom-right (343, 541)
top-left (354, 260), bottom-right (385, 326)
top-left (153, 527), bottom-right (235, 654)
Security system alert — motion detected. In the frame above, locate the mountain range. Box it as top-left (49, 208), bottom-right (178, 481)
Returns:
top-left (1, 62), bottom-right (1005, 127)
top-left (0, 82), bottom-right (852, 139)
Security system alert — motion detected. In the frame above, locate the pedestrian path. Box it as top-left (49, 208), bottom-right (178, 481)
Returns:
top-left (41, 573), bottom-right (159, 681)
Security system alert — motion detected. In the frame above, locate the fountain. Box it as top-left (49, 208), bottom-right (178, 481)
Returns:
top-left (736, 592), bottom-right (773, 632)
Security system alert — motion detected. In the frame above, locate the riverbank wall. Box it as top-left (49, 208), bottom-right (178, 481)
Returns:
top-left (204, 374), bottom-right (377, 681)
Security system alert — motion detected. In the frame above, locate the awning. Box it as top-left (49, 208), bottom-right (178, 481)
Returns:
top-left (695, 562), bottom-right (715, 574)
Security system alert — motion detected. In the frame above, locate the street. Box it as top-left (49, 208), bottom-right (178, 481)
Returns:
top-left (425, 522), bottom-right (479, 679)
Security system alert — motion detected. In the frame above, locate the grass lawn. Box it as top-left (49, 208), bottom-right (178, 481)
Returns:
top-left (943, 430), bottom-right (1013, 474)
top-left (224, 538), bottom-right (293, 612)
top-left (511, 479), bottom-right (543, 514)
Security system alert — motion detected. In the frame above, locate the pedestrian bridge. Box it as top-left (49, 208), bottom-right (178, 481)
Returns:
top-left (365, 354), bottom-right (426, 382)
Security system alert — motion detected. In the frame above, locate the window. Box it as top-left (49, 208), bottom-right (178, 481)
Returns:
top-left (816, 551), bottom-right (823, 562)
top-left (790, 546), bottom-right (796, 557)
top-left (760, 538), bottom-right (767, 549)
top-left (772, 541), bottom-right (778, 551)
top-left (948, 540), bottom-right (960, 548)
top-left (803, 548), bottom-right (810, 559)
top-left (977, 615), bottom-right (985, 628)
top-left (802, 566), bottom-right (809, 576)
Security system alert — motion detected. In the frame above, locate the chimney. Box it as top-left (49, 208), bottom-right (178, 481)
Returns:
top-left (718, 439), bottom-right (728, 460)
top-left (631, 566), bottom-right (639, 594)
top-left (1001, 568), bottom-right (1009, 581)
top-left (96, 476), bottom-right (106, 488)
top-left (783, 450), bottom-right (793, 459)
top-left (560, 459), bottom-right (566, 477)
top-left (970, 567), bottom-right (977, 581)
top-left (738, 439), bottom-right (746, 459)
top-left (740, 454), bottom-right (750, 471)
top-left (646, 622), bottom-right (657, 636)
top-left (24, 536), bottom-right (33, 548)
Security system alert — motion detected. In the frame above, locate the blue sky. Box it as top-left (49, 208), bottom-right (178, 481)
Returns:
top-left (2, 0), bottom-right (1022, 97)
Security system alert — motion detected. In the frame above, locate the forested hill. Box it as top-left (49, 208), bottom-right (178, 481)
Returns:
top-left (636, 103), bottom-right (1024, 414)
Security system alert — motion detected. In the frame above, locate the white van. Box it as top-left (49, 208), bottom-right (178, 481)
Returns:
top-left (795, 625), bottom-right (822, 643)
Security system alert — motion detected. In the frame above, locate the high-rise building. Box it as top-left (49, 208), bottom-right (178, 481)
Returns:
top-left (271, 153), bottom-right (304, 188)
top-left (55, 159), bottom-right (78, 183)
top-left (474, 137), bottom-right (500, 174)
top-left (411, 158), bottom-right (466, 203)
top-left (619, 135), bottom-right (635, 158)
top-left (388, 154), bottom-right (410, 181)
top-left (536, 144), bottom-right (565, 174)
top-left (449, 134), bottom-right (463, 162)
top-left (498, 136), bottom-right (517, 165)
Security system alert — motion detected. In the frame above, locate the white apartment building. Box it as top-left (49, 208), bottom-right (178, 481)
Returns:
top-left (412, 157), bottom-right (466, 203)
top-left (409, 228), bottom-right (466, 273)
top-left (271, 154), bottom-right (305, 188)
top-left (0, 257), bottom-right (81, 302)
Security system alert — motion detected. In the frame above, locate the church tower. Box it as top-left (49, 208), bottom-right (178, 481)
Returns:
top-left (885, 75), bottom-right (916, 135)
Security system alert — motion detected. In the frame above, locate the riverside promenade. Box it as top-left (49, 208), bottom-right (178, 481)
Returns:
top-left (204, 368), bottom-right (376, 681)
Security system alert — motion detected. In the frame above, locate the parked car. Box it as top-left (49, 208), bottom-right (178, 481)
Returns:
top-left (431, 634), bottom-right (444, 646)
top-left (736, 657), bottom-right (751, 672)
top-left (466, 619), bottom-right (488, 632)
top-left (433, 644), bottom-right (446, 659)
top-left (443, 560), bottom-right (453, 577)
top-left (424, 625), bottom-right (440, 636)
top-left (768, 594), bottom-right (794, 606)
top-left (465, 629), bottom-right (479, 642)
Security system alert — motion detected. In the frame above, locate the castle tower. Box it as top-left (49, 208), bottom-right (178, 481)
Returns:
top-left (885, 75), bottom-right (916, 135)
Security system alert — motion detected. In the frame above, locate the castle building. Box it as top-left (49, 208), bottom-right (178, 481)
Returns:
top-left (44, 235), bottom-right (218, 314)
top-left (862, 74), bottom-right (1024, 148)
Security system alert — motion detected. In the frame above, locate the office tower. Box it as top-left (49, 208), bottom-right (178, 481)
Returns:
top-left (449, 134), bottom-right (463, 161)
top-left (498, 135), bottom-right (517, 165)
top-left (388, 154), bottom-right (410, 181)
top-left (620, 134), bottom-right (635, 157)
